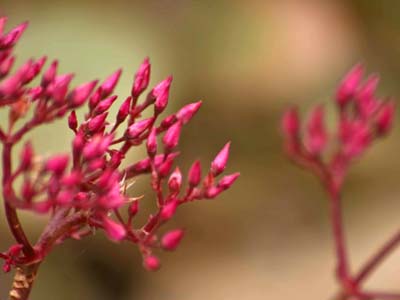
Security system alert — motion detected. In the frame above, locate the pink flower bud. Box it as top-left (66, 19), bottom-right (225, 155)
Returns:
top-left (0, 55), bottom-right (14, 77)
top-left (1, 22), bottom-right (28, 48)
top-left (160, 114), bottom-right (177, 129)
top-left (340, 120), bottom-right (371, 158)
top-left (205, 186), bottom-right (223, 199)
top-left (116, 96), bottom-right (131, 123)
top-left (20, 141), bottom-right (33, 171)
top-left (21, 180), bottom-right (34, 201)
top-left (87, 112), bottom-right (108, 133)
top-left (168, 167), bottom-right (182, 193)
top-left (132, 58), bottom-right (150, 98)
top-left (128, 200), bottom-right (139, 217)
top-left (211, 142), bottom-right (231, 176)
top-left (69, 80), bottom-right (98, 108)
top-left (24, 56), bottom-right (46, 84)
top-left (162, 121), bottom-right (182, 151)
top-left (68, 111), bottom-right (78, 132)
top-left (153, 76), bottom-right (172, 114)
top-left (51, 73), bottom-right (74, 103)
top-left (0, 72), bottom-right (21, 97)
top-left (143, 255), bottom-right (160, 271)
top-left (304, 106), bottom-right (327, 155)
top-left (176, 101), bottom-right (202, 124)
top-left (160, 200), bottom-right (179, 220)
top-left (94, 95), bottom-right (118, 115)
top-left (158, 153), bottom-right (179, 177)
top-left (376, 101), bottom-right (395, 136)
top-left (100, 69), bottom-right (122, 98)
top-left (282, 107), bottom-right (299, 139)
top-left (188, 160), bottom-right (202, 187)
top-left (82, 135), bottom-right (113, 160)
top-left (109, 150), bottom-right (124, 168)
top-left (73, 132), bottom-right (85, 157)
top-left (161, 229), bottom-right (185, 251)
top-left (45, 155), bottom-right (69, 175)
top-left (218, 172), bottom-right (240, 190)
top-left (126, 117), bottom-right (153, 139)
top-left (336, 64), bottom-right (364, 107)
top-left (146, 127), bottom-right (157, 157)
top-left (356, 75), bottom-right (380, 118)
top-left (41, 60), bottom-right (58, 87)
top-left (102, 217), bottom-right (126, 241)
top-left (89, 89), bottom-right (101, 111)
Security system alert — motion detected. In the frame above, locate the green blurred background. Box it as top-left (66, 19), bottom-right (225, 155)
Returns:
top-left (1, 0), bottom-right (400, 299)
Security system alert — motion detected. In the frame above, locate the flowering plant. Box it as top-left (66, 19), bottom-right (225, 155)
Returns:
top-left (282, 65), bottom-right (397, 300)
top-left (0, 17), bottom-right (239, 300)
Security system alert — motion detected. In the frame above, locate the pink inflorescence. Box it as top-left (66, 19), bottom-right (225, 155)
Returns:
top-left (282, 65), bottom-right (395, 192)
top-left (0, 18), bottom-right (239, 272)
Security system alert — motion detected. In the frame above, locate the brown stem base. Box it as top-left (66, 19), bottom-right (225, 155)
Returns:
top-left (8, 263), bottom-right (40, 300)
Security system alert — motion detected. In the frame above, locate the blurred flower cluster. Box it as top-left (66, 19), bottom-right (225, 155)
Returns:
top-left (0, 17), bottom-right (239, 300)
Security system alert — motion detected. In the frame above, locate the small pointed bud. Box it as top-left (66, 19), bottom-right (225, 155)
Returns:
top-left (126, 117), bottom-right (153, 139)
top-left (160, 200), bottom-right (179, 220)
top-left (282, 107), bottom-right (299, 139)
top-left (68, 111), bottom-right (78, 132)
top-left (29, 86), bottom-right (43, 100)
top-left (188, 160), bottom-right (202, 187)
top-left (94, 95), bottom-right (118, 115)
top-left (1, 22), bottom-right (28, 48)
top-left (304, 106), bottom-right (327, 155)
top-left (146, 127), bottom-right (157, 157)
top-left (357, 75), bottom-right (379, 103)
top-left (153, 76), bottom-right (172, 114)
top-left (158, 153), bottom-right (178, 177)
top-left (0, 55), bottom-right (14, 77)
top-left (116, 96), bottom-right (131, 123)
top-left (161, 229), bottom-right (185, 251)
top-left (128, 200), bottom-right (139, 217)
top-left (45, 155), bottom-right (69, 175)
top-left (20, 141), bottom-right (33, 170)
top-left (52, 73), bottom-right (74, 103)
top-left (69, 80), bottom-right (98, 108)
top-left (176, 101), bottom-right (202, 124)
top-left (162, 121), bottom-right (182, 151)
top-left (2, 264), bottom-right (11, 273)
top-left (340, 120), bottom-right (371, 158)
top-left (41, 60), bottom-right (58, 87)
top-left (211, 142), bottom-right (231, 176)
top-left (205, 186), bottom-right (223, 199)
top-left (0, 73), bottom-right (21, 96)
top-left (24, 56), bottom-right (46, 84)
top-left (132, 58), bottom-right (150, 98)
top-left (168, 167), bottom-right (182, 193)
top-left (22, 180), bottom-right (34, 201)
top-left (336, 64), bottom-right (364, 107)
top-left (100, 69), bottom-right (122, 98)
top-left (87, 112), bottom-right (108, 133)
top-left (102, 217), bottom-right (126, 241)
top-left (160, 114), bottom-right (177, 129)
top-left (89, 88), bottom-right (101, 110)
top-left (73, 132), bottom-right (85, 157)
top-left (109, 150), bottom-right (124, 168)
top-left (82, 134), bottom-right (113, 160)
top-left (143, 255), bottom-right (160, 271)
top-left (376, 101), bottom-right (395, 135)
top-left (218, 172), bottom-right (240, 190)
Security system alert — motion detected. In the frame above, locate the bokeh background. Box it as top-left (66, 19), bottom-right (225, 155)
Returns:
top-left (1, 0), bottom-right (400, 299)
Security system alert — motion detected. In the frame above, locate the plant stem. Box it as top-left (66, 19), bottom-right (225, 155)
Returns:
top-left (354, 228), bottom-right (400, 285)
top-left (8, 263), bottom-right (40, 300)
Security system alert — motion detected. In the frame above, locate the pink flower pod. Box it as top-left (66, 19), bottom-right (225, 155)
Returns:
top-left (51, 73), bottom-right (74, 104)
top-left (376, 101), bottom-right (395, 136)
top-left (69, 80), bottom-right (98, 108)
top-left (87, 112), bottom-right (108, 133)
top-left (304, 106), bottom-right (327, 155)
top-left (146, 127), bottom-right (157, 157)
top-left (211, 142), bottom-right (231, 176)
top-left (0, 72), bottom-right (22, 97)
top-left (336, 64), bottom-right (364, 108)
top-left (82, 134), bottom-right (113, 160)
top-left (72, 132), bottom-right (85, 157)
top-left (160, 114), bottom-right (177, 129)
top-left (282, 107), bottom-right (299, 139)
top-left (128, 200), bottom-right (139, 217)
top-left (41, 60), bottom-right (58, 87)
top-left (340, 120), bottom-right (371, 158)
top-left (0, 55), bottom-right (15, 77)
top-left (132, 57), bottom-right (150, 98)
top-left (160, 199), bottom-right (179, 220)
top-left (45, 155), bottom-right (69, 175)
top-left (94, 95), bottom-right (118, 115)
top-left (21, 180), bottom-right (34, 202)
top-left (158, 153), bottom-right (179, 178)
top-left (23, 56), bottom-right (47, 84)
top-left (102, 217), bottom-right (126, 241)
top-left (29, 86), bottom-right (43, 101)
top-left (153, 76), bottom-right (173, 114)
top-left (161, 229), bottom-right (185, 251)
top-left (126, 117), bottom-right (154, 139)
top-left (162, 121), bottom-right (182, 151)
top-left (168, 167), bottom-right (182, 193)
top-left (89, 88), bottom-right (102, 111)
top-left (217, 172), bottom-right (240, 191)
top-left (109, 150), bottom-right (124, 169)
top-left (100, 69), bottom-right (122, 98)
top-left (356, 75), bottom-right (380, 118)
top-left (116, 96), bottom-right (131, 123)
top-left (1, 22), bottom-right (28, 48)
top-left (143, 255), bottom-right (160, 271)
top-left (68, 111), bottom-right (78, 132)
top-left (188, 160), bottom-right (202, 187)
top-left (20, 141), bottom-right (33, 171)
top-left (176, 101), bottom-right (202, 124)
top-left (204, 186), bottom-right (223, 199)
